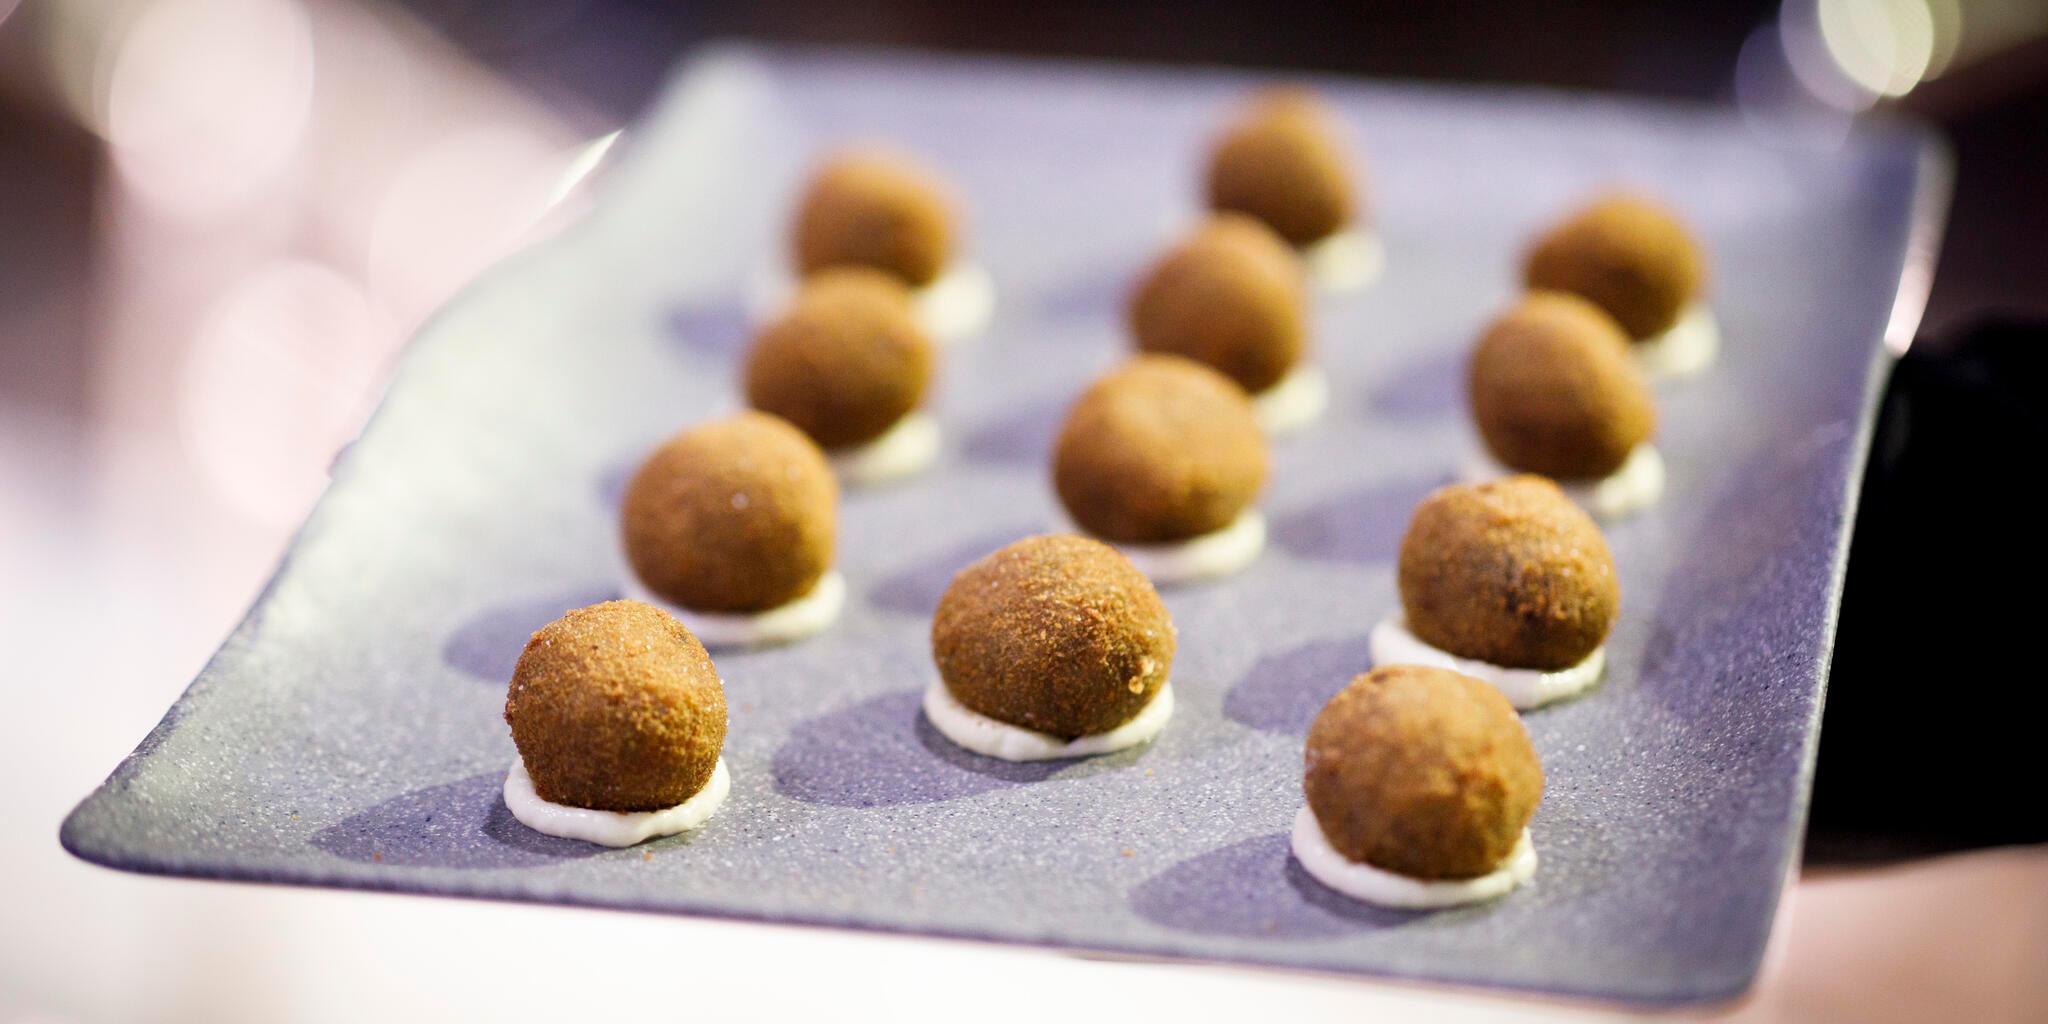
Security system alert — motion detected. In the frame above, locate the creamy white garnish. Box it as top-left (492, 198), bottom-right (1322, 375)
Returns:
top-left (1252, 364), bottom-right (1329, 435)
top-left (831, 411), bottom-right (939, 486)
top-left (1463, 442), bottom-right (1665, 520)
top-left (1369, 613), bottom-right (1604, 710)
top-left (1290, 806), bottom-right (1536, 909)
top-left (748, 262), bottom-right (993, 346)
top-left (1634, 302), bottom-right (1718, 380)
top-left (1302, 228), bottom-right (1384, 293)
top-left (503, 757), bottom-right (730, 848)
top-left (1114, 510), bottom-right (1266, 585)
top-left (921, 679), bottom-right (1175, 762)
top-left (623, 570), bottom-right (845, 649)
top-left (911, 262), bottom-right (995, 344)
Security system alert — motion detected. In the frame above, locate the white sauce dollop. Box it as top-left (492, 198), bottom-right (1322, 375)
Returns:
top-left (1114, 510), bottom-right (1266, 585)
top-left (1302, 228), bottom-right (1384, 294)
top-left (1290, 806), bottom-right (1536, 909)
top-left (921, 679), bottom-right (1174, 762)
top-left (1463, 441), bottom-right (1665, 520)
top-left (831, 410), bottom-right (940, 486)
top-left (911, 262), bottom-right (995, 344)
top-left (623, 570), bottom-right (845, 649)
top-left (1369, 613), bottom-right (1604, 710)
top-left (1252, 364), bottom-right (1329, 436)
top-left (503, 757), bottom-right (731, 848)
top-left (1634, 302), bottom-right (1718, 380)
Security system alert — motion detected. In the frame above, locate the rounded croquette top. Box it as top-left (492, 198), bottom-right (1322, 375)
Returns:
top-left (1129, 213), bottom-right (1308, 395)
top-left (1205, 87), bottom-right (1359, 248)
top-left (1470, 291), bottom-right (1657, 480)
top-left (932, 534), bottom-right (1176, 740)
top-left (1398, 476), bottom-right (1618, 671)
top-left (621, 412), bottom-right (838, 614)
top-left (1304, 664), bottom-right (1543, 880)
top-left (1053, 354), bottom-right (1268, 544)
top-left (792, 148), bottom-right (956, 288)
top-left (744, 267), bottom-right (935, 451)
top-left (1524, 194), bottom-right (1705, 340)
top-left (505, 600), bottom-right (729, 813)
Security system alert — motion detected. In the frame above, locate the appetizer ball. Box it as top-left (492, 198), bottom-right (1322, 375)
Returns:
top-left (1129, 214), bottom-right (1308, 395)
top-left (1053, 355), bottom-right (1268, 544)
top-left (744, 267), bottom-right (935, 451)
top-left (932, 534), bottom-right (1175, 739)
top-left (1304, 665), bottom-right (1543, 879)
top-left (1205, 87), bottom-right (1359, 248)
top-left (504, 600), bottom-right (728, 812)
top-left (621, 412), bottom-right (837, 614)
top-left (1524, 194), bottom-right (1705, 340)
top-left (1398, 476), bottom-right (1618, 671)
top-left (1469, 291), bottom-right (1656, 480)
top-left (792, 148), bottom-right (956, 288)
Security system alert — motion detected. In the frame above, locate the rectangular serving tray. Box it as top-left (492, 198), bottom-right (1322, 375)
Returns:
top-left (62, 46), bottom-right (1946, 1004)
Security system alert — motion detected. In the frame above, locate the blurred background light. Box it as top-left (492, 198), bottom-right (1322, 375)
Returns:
top-left (178, 261), bottom-right (388, 527)
top-left (1736, 21), bottom-right (1860, 148)
top-left (1819, 0), bottom-right (1936, 97)
top-left (103, 0), bottom-right (316, 221)
top-left (365, 126), bottom-right (571, 325)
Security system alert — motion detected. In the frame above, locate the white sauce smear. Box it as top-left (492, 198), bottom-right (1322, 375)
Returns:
top-left (1302, 228), bottom-right (1384, 294)
top-left (504, 757), bottom-right (730, 848)
top-left (1634, 302), bottom-right (1719, 380)
top-left (1252, 364), bottom-right (1329, 436)
top-left (922, 679), bottom-right (1174, 762)
top-left (912, 262), bottom-right (995, 344)
top-left (1290, 806), bottom-right (1536, 909)
top-left (831, 410), bottom-right (940, 486)
top-left (1114, 509), bottom-right (1266, 585)
top-left (623, 570), bottom-right (845, 649)
top-left (1463, 441), bottom-right (1665, 520)
top-left (1369, 613), bottom-right (1604, 710)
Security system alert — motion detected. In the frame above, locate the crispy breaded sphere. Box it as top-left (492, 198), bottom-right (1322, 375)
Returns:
top-left (1524, 194), bottom-right (1705, 339)
top-left (792, 149), bottom-right (956, 287)
top-left (1129, 214), bottom-right (1308, 395)
top-left (932, 534), bottom-right (1176, 739)
top-left (1398, 476), bottom-right (1618, 670)
top-left (1469, 291), bottom-right (1657, 480)
top-left (1205, 87), bottom-right (1359, 247)
top-left (1053, 354), bottom-right (1268, 544)
top-left (744, 267), bottom-right (935, 451)
top-left (621, 412), bottom-right (837, 613)
top-left (1304, 665), bottom-right (1543, 879)
top-left (504, 600), bottom-right (728, 812)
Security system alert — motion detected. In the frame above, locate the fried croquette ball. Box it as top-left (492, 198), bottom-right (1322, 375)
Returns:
top-left (1205, 88), bottom-right (1360, 247)
top-left (792, 148), bottom-right (956, 287)
top-left (932, 534), bottom-right (1176, 739)
top-left (621, 412), bottom-right (837, 613)
top-left (1469, 291), bottom-right (1656, 480)
top-left (1129, 214), bottom-right (1308, 395)
top-left (1304, 664), bottom-right (1543, 879)
top-left (1054, 354), bottom-right (1267, 544)
top-left (1398, 476), bottom-right (1619, 670)
top-left (1524, 194), bottom-right (1705, 340)
top-left (504, 600), bottom-right (728, 812)
top-left (744, 267), bottom-right (935, 451)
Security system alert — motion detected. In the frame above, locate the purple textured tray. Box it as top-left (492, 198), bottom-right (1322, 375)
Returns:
top-left (62, 46), bottom-right (1946, 1004)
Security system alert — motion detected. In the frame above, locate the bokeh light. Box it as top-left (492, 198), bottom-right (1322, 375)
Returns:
top-left (1819, 0), bottom-right (1934, 98)
top-left (179, 261), bottom-right (389, 527)
top-left (104, 0), bottom-right (316, 221)
top-left (366, 126), bottom-right (570, 326)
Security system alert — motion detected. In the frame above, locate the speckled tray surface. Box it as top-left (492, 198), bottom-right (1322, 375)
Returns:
top-left (62, 46), bottom-right (1946, 1004)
